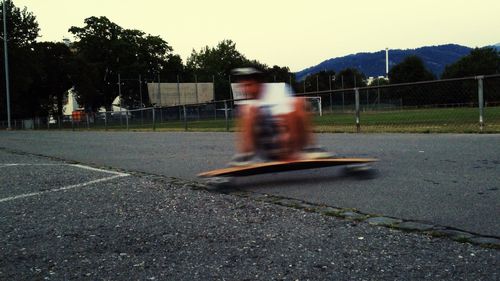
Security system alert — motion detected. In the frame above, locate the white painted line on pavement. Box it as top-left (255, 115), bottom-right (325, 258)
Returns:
top-left (0, 174), bottom-right (129, 203)
top-left (69, 164), bottom-right (129, 176)
top-left (0, 163), bottom-right (63, 168)
top-left (0, 163), bottom-right (130, 203)
top-left (0, 164), bottom-right (18, 168)
top-left (0, 163), bottom-right (128, 176)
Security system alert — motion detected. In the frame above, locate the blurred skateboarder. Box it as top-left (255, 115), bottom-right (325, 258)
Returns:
top-left (230, 67), bottom-right (330, 166)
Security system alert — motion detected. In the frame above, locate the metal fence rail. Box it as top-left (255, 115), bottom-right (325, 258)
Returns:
top-left (1, 74), bottom-right (500, 133)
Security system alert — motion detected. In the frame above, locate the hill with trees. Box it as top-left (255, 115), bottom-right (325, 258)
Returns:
top-left (295, 44), bottom-right (472, 81)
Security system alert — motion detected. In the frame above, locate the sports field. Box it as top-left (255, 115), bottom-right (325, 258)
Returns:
top-left (314, 106), bottom-right (500, 133)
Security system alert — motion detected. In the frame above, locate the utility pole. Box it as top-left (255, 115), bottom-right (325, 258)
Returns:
top-left (177, 74), bottom-right (181, 105)
top-left (194, 74), bottom-right (198, 103)
top-left (138, 74), bottom-right (143, 108)
top-left (385, 47), bottom-right (389, 79)
top-left (228, 74), bottom-right (232, 99)
top-left (139, 74), bottom-right (143, 124)
top-left (2, 0), bottom-right (11, 129)
top-left (118, 73), bottom-right (123, 125)
top-left (157, 73), bottom-right (161, 106)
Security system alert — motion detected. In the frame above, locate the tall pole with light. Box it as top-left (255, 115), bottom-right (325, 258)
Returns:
top-left (2, 0), bottom-right (11, 130)
top-left (385, 47), bottom-right (389, 79)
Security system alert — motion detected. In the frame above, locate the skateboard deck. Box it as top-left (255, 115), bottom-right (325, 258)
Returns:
top-left (198, 158), bottom-right (378, 178)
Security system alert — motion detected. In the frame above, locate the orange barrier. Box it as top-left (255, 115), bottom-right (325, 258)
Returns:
top-left (72, 110), bottom-right (85, 122)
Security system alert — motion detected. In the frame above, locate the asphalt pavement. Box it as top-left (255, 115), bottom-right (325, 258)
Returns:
top-left (0, 131), bottom-right (498, 237)
top-left (1, 148), bottom-right (498, 280)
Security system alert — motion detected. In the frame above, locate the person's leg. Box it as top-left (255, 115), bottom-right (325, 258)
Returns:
top-left (228, 105), bottom-right (261, 166)
top-left (289, 97), bottom-right (313, 151)
top-left (289, 98), bottom-right (333, 159)
top-left (237, 104), bottom-right (259, 153)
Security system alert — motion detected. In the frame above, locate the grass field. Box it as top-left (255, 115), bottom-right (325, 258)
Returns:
top-left (314, 106), bottom-right (500, 133)
top-left (51, 106), bottom-right (500, 133)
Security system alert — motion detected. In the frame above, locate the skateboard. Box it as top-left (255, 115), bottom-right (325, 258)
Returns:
top-left (198, 157), bottom-right (378, 186)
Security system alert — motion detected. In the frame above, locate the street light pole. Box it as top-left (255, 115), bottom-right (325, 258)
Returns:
top-left (138, 74), bottom-right (143, 108)
top-left (138, 74), bottom-right (143, 125)
top-left (118, 73), bottom-right (123, 125)
top-left (3, 0), bottom-right (11, 130)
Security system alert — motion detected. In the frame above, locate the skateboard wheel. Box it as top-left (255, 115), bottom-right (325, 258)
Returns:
top-left (345, 164), bottom-right (371, 172)
top-left (343, 164), bottom-right (377, 179)
top-left (205, 177), bottom-right (235, 188)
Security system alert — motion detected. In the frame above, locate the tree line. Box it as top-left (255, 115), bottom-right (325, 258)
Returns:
top-left (1, 0), bottom-right (499, 119)
top-left (300, 49), bottom-right (500, 107)
top-left (0, 1), bottom-right (293, 119)
top-left (302, 47), bottom-right (500, 88)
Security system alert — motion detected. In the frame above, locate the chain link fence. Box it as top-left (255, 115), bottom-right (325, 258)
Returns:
top-left (1, 74), bottom-right (499, 133)
top-left (304, 74), bottom-right (500, 133)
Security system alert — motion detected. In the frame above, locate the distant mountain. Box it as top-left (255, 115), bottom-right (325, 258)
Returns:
top-left (492, 43), bottom-right (500, 52)
top-left (295, 44), bottom-right (472, 80)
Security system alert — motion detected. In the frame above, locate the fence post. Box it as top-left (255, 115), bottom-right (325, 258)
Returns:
top-left (366, 89), bottom-right (369, 111)
top-left (86, 113), bottom-right (90, 130)
top-left (477, 76), bottom-right (484, 132)
top-left (318, 98), bottom-right (323, 116)
top-left (71, 117), bottom-right (74, 131)
top-left (47, 116), bottom-right (50, 130)
top-left (224, 100), bottom-right (229, 131)
top-left (341, 76), bottom-right (345, 112)
top-left (177, 75), bottom-right (181, 106)
top-left (183, 105), bottom-right (187, 131)
top-left (126, 110), bottom-right (129, 131)
top-left (104, 112), bottom-right (108, 131)
top-left (58, 116), bottom-right (61, 130)
top-left (329, 75), bottom-right (333, 108)
top-left (329, 93), bottom-right (333, 112)
top-left (214, 101), bottom-right (217, 120)
top-left (152, 107), bottom-right (156, 131)
top-left (355, 88), bottom-right (360, 133)
top-left (141, 108), bottom-right (144, 126)
top-left (377, 79), bottom-right (381, 110)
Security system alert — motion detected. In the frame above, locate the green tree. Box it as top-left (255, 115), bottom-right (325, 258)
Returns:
top-left (265, 65), bottom-right (293, 83)
top-left (301, 70), bottom-right (336, 92)
top-left (441, 47), bottom-right (500, 105)
top-left (187, 39), bottom-right (255, 100)
top-left (441, 47), bottom-right (500, 78)
top-left (335, 68), bottom-right (367, 88)
top-left (368, 77), bottom-right (389, 87)
top-left (187, 39), bottom-right (247, 76)
top-left (0, 0), bottom-right (41, 119)
top-left (187, 39), bottom-right (295, 100)
top-left (388, 55), bottom-right (435, 84)
top-left (32, 42), bottom-right (74, 116)
top-left (69, 16), bottom-right (179, 110)
top-left (388, 56), bottom-right (437, 107)
top-left (0, 0), bottom-right (39, 47)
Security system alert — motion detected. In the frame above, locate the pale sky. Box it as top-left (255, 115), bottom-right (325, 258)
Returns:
top-left (15, 0), bottom-right (500, 72)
